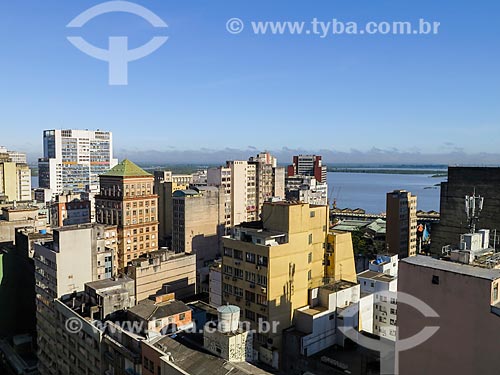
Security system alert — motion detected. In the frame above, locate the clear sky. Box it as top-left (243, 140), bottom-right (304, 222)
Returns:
top-left (0, 0), bottom-right (499, 161)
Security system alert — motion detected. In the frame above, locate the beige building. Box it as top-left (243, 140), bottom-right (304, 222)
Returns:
top-left (0, 150), bottom-right (31, 202)
top-left (35, 224), bottom-right (116, 375)
top-left (398, 255), bottom-right (500, 375)
top-left (154, 170), bottom-right (191, 245)
top-left (325, 231), bottom-right (357, 283)
top-left (249, 152), bottom-right (285, 217)
top-left (386, 190), bottom-right (417, 258)
top-left (95, 160), bottom-right (159, 270)
top-left (207, 162), bottom-right (257, 228)
top-left (0, 205), bottom-right (48, 244)
top-left (207, 152), bottom-right (285, 228)
top-left (222, 202), bottom-right (328, 368)
top-left (172, 186), bottom-right (225, 268)
top-left (127, 249), bottom-right (196, 301)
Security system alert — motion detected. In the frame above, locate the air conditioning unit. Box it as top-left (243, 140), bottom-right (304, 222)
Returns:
top-left (235, 261), bottom-right (241, 265)
top-left (261, 287), bottom-right (267, 294)
top-left (225, 276), bottom-right (231, 280)
top-left (256, 266), bottom-right (261, 270)
top-left (232, 277), bottom-right (238, 281)
top-left (250, 283), bottom-right (255, 289)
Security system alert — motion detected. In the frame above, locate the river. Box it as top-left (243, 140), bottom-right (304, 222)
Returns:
top-left (327, 172), bottom-right (446, 214)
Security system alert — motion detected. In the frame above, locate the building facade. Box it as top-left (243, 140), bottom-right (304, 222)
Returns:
top-left (287, 155), bottom-right (327, 183)
top-left (127, 249), bottom-right (196, 301)
top-left (172, 186), bottom-right (225, 268)
top-left (398, 255), bottom-right (500, 375)
top-left (95, 159), bottom-right (159, 270)
top-left (38, 129), bottom-right (118, 196)
top-left (221, 202), bottom-right (329, 368)
top-left (386, 190), bottom-right (417, 258)
top-left (49, 192), bottom-right (91, 227)
top-left (0, 149), bottom-right (31, 202)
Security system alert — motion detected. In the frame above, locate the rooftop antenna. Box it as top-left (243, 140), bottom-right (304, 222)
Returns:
top-left (465, 188), bottom-right (484, 234)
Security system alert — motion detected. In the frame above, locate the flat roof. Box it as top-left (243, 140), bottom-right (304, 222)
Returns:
top-left (402, 255), bottom-right (500, 281)
top-left (358, 270), bottom-right (396, 283)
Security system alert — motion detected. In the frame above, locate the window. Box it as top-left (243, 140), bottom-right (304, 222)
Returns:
top-left (246, 252), bottom-right (256, 263)
top-left (223, 265), bottom-right (233, 276)
top-left (329, 314), bottom-right (335, 320)
top-left (390, 308), bottom-right (396, 315)
top-left (234, 268), bottom-right (244, 279)
top-left (234, 287), bottom-right (243, 297)
top-left (494, 284), bottom-right (499, 301)
top-left (432, 275), bottom-right (440, 285)
top-left (256, 294), bottom-right (267, 306)
top-left (223, 283), bottom-right (233, 294)
top-left (245, 309), bottom-right (255, 321)
top-left (257, 255), bottom-right (268, 267)
top-left (308, 234), bottom-right (313, 244)
top-left (245, 291), bottom-right (256, 303)
top-left (224, 247), bottom-right (233, 257)
top-left (390, 319), bottom-right (396, 325)
top-left (310, 211), bottom-right (315, 218)
top-left (245, 271), bottom-right (256, 283)
top-left (257, 274), bottom-right (267, 286)
top-left (234, 250), bottom-right (243, 260)
top-left (308, 252), bottom-right (312, 263)
top-left (308, 270), bottom-right (312, 281)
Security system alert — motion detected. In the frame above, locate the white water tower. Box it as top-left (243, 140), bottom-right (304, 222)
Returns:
top-left (217, 305), bottom-right (240, 333)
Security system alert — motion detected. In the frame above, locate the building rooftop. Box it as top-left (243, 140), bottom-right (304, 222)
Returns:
top-left (103, 159), bottom-right (152, 177)
top-left (128, 299), bottom-right (190, 320)
top-left (150, 335), bottom-right (272, 375)
top-left (321, 280), bottom-right (358, 293)
top-left (402, 255), bottom-right (500, 281)
top-left (358, 270), bottom-right (396, 283)
top-left (85, 276), bottom-right (134, 291)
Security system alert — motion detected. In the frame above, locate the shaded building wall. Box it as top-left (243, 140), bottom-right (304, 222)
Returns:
top-left (431, 167), bottom-right (500, 255)
top-left (398, 260), bottom-right (500, 375)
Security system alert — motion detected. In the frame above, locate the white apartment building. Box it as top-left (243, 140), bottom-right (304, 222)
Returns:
top-left (357, 254), bottom-right (398, 340)
top-left (38, 129), bottom-right (118, 197)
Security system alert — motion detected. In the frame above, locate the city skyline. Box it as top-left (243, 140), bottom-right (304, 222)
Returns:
top-left (1, 0), bottom-right (499, 159)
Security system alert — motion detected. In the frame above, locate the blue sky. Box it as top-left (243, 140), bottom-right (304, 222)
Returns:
top-left (0, 0), bottom-right (499, 162)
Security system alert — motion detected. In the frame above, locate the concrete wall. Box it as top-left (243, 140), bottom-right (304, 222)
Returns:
top-left (398, 259), bottom-right (500, 375)
top-left (432, 167), bottom-right (500, 255)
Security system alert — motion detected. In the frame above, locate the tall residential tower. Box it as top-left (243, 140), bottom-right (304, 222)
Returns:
top-left (38, 129), bottom-right (118, 196)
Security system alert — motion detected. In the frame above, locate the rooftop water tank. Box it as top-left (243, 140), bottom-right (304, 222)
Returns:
top-left (217, 305), bottom-right (240, 333)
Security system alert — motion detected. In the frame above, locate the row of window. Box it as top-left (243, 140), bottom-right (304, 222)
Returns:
top-left (224, 248), bottom-right (268, 266)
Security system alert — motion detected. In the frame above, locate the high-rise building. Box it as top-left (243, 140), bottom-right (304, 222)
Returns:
top-left (221, 202), bottom-right (329, 368)
top-left (287, 155), bottom-right (327, 183)
top-left (0, 148), bottom-right (31, 202)
top-left (95, 159), bottom-right (159, 271)
top-left (34, 224), bottom-right (116, 375)
top-left (249, 152), bottom-right (285, 215)
top-left (207, 152), bottom-right (284, 228)
top-left (38, 129), bottom-right (118, 196)
top-left (172, 186), bottom-right (225, 269)
top-left (154, 170), bottom-right (190, 246)
top-left (386, 190), bottom-right (417, 258)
